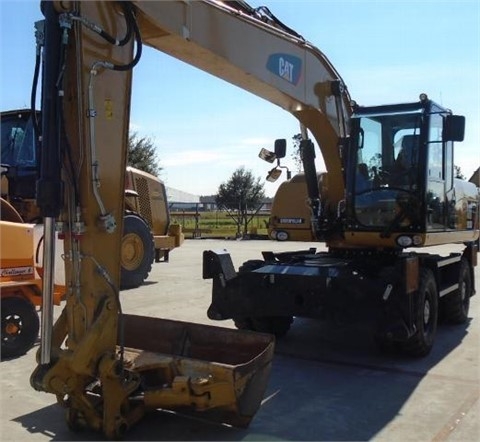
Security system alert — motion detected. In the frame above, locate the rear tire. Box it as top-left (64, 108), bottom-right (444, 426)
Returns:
top-left (238, 260), bottom-right (265, 273)
top-left (443, 258), bottom-right (471, 324)
top-left (120, 214), bottom-right (154, 289)
top-left (1, 296), bottom-right (39, 358)
top-left (401, 268), bottom-right (438, 357)
top-left (234, 316), bottom-right (293, 338)
top-left (252, 316), bottom-right (293, 337)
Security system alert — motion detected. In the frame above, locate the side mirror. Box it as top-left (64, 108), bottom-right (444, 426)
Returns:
top-left (258, 148), bottom-right (276, 163)
top-left (274, 139), bottom-right (287, 159)
top-left (444, 115), bottom-right (465, 142)
top-left (266, 167), bottom-right (282, 182)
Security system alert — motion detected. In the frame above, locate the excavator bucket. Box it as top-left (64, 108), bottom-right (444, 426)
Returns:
top-left (120, 314), bottom-right (275, 427)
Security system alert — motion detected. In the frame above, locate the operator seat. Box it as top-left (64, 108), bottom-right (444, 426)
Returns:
top-left (396, 135), bottom-right (419, 168)
top-left (391, 134), bottom-right (419, 185)
top-left (356, 163), bottom-right (371, 192)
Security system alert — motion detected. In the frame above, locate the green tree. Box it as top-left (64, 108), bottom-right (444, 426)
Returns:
top-left (128, 132), bottom-right (162, 176)
top-left (215, 167), bottom-right (265, 237)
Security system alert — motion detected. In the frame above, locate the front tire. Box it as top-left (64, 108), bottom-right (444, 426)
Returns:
top-left (233, 316), bottom-right (293, 338)
top-left (443, 258), bottom-right (472, 324)
top-left (1, 296), bottom-right (40, 358)
top-left (120, 214), bottom-right (154, 289)
top-left (401, 268), bottom-right (438, 357)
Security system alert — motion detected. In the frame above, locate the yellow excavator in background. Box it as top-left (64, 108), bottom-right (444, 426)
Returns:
top-left (1, 109), bottom-right (184, 288)
top-left (26, 0), bottom-right (478, 439)
top-left (266, 171), bottom-right (323, 242)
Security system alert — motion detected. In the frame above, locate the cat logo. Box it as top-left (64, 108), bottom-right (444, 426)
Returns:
top-left (266, 53), bottom-right (302, 85)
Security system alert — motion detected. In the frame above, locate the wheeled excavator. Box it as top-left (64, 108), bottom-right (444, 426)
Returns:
top-left (27, 0), bottom-right (478, 439)
top-left (203, 16), bottom-right (479, 359)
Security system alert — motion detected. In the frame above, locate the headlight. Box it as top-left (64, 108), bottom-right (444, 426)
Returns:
top-left (276, 230), bottom-right (289, 241)
top-left (396, 235), bottom-right (413, 247)
top-left (412, 235), bottom-right (423, 246)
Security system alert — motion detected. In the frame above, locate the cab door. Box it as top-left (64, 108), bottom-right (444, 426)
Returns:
top-left (426, 112), bottom-right (446, 230)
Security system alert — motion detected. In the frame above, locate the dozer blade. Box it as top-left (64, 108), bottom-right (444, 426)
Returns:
top-left (120, 314), bottom-right (275, 427)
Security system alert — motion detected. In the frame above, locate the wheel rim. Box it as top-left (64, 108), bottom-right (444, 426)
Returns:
top-left (121, 233), bottom-right (144, 271)
top-left (423, 298), bottom-right (431, 328)
top-left (5, 319), bottom-right (21, 336)
top-left (3, 315), bottom-right (22, 338)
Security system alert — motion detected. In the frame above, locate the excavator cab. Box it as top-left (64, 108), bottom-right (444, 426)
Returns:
top-left (0, 110), bottom-right (40, 222)
top-left (344, 94), bottom-right (474, 247)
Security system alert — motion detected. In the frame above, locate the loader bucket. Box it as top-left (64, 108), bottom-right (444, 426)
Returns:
top-left (120, 314), bottom-right (275, 427)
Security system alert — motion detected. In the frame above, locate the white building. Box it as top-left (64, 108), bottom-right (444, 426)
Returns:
top-left (165, 186), bottom-right (200, 204)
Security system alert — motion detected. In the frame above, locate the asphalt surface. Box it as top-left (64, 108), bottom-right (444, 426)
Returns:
top-left (1, 239), bottom-right (479, 441)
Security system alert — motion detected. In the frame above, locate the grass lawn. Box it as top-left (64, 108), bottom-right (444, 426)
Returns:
top-left (170, 210), bottom-right (270, 238)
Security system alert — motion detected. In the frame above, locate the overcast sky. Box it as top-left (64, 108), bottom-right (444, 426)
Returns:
top-left (1, 0), bottom-right (479, 197)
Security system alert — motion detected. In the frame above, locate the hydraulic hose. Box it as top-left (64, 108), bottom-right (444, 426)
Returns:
top-left (85, 2), bottom-right (142, 228)
top-left (31, 52), bottom-right (41, 142)
top-left (72, 2), bottom-right (142, 72)
top-left (109, 3), bottom-right (142, 72)
top-left (71, 2), bottom-right (133, 47)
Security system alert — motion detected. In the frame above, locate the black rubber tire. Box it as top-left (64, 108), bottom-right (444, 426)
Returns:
top-left (234, 261), bottom-right (263, 333)
top-left (238, 260), bottom-right (265, 273)
top-left (234, 316), bottom-right (293, 338)
top-left (252, 316), bottom-right (293, 337)
top-left (233, 317), bottom-right (254, 331)
top-left (401, 268), bottom-right (438, 357)
top-left (1, 296), bottom-right (40, 358)
top-left (120, 214), bottom-right (154, 289)
top-left (374, 334), bottom-right (400, 355)
top-left (443, 258), bottom-right (472, 324)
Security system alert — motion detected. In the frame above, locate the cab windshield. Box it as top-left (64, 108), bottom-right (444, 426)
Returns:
top-left (1, 112), bottom-right (37, 168)
top-left (352, 111), bottom-right (422, 228)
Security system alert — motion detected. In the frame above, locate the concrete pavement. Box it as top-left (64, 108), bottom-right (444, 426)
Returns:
top-left (1, 239), bottom-right (479, 441)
